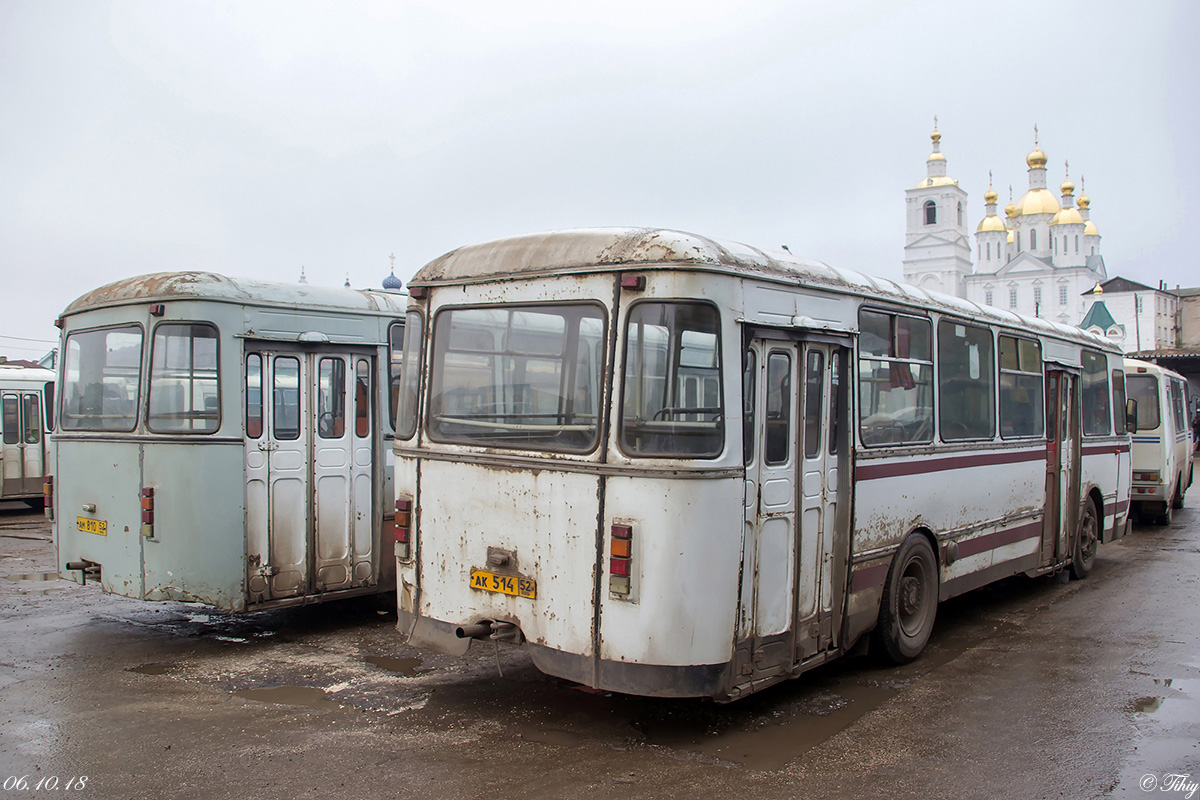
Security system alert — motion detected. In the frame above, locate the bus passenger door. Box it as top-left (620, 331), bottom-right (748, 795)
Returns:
top-left (245, 352), bottom-right (311, 600)
top-left (740, 340), bottom-right (800, 676)
top-left (794, 343), bottom-right (845, 661)
top-left (1043, 370), bottom-right (1080, 564)
top-left (1, 391), bottom-right (44, 497)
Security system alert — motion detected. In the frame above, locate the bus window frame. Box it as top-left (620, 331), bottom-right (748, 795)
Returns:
top-left (146, 321), bottom-right (222, 435)
top-left (618, 299), bottom-right (724, 460)
top-left (59, 323), bottom-right (146, 433)
top-left (856, 307), bottom-right (934, 448)
top-left (998, 333), bottom-right (1044, 439)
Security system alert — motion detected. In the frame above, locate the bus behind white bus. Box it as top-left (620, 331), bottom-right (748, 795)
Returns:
top-left (391, 228), bottom-right (1132, 701)
top-left (1125, 358), bottom-right (1194, 524)
top-left (52, 272), bottom-right (407, 611)
top-left (1, 363), bottom-right (55, 508)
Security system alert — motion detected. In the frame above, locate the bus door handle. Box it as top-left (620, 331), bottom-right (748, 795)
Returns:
top-left (257, 442), bottom-right (279, 452)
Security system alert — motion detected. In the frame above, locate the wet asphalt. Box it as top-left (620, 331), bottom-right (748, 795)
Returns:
top-left (1, 499), bottom-right (1197, 800)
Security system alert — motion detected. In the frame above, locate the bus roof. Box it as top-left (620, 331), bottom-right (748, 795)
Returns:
top-left (61, 271), bottom-right (408, 319)
top-left (0, 364), bottom-right (55, 383)
top-left (410, 227), bottom-right (1117, 351)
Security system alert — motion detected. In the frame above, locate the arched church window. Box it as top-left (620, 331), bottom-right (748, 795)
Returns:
top-left (1075, 236), bottom-right (1079, 253)
top-left (986, 242), bottom-right (991, 260)
top-left (924, 201), bottom-right (936, 225)
top-left (957, 202), bottom-right (963, 226)
top-left (1063, 236), bottom-right (1068, 253)
top-left (1030, 229), bottom-right (1037, 250)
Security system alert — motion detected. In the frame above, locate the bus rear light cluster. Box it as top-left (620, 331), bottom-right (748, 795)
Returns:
top-left (394, 499), bottom-right (413, 560)
top-left (140, 487), bottom-right (155, 538)
top-left (1134, 471), bottom-right (1159, 482)
top-left (609, 524), bottom-right (633, 595)
top-left (43, 475), bottom-right (54, 520)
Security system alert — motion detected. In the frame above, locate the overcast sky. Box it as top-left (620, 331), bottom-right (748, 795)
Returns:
top-left (2, 0), bottom-right (1196, 358)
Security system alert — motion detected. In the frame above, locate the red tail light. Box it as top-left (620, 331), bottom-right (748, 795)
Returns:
top-left (43, 475), bottom-right (54, 520)
top-left (609, 524), bottom-right (633, 595)
top-left (394, 499), bottom-right (413, 560)
top-left (140, 487), bottom-right (155, 538)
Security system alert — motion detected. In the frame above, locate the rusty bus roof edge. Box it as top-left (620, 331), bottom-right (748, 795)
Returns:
top-left (59, 271), bottom-right (409, 319)
top-left (408, 227), bottom-right (1119, 353)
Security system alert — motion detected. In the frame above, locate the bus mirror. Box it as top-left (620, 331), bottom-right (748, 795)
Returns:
top-left (1125, 398), bottom-right (1138, 434)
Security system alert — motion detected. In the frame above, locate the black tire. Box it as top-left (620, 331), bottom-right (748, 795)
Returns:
top-left (1069, 500), bottom-right (1099, 580)
top-left (1171, 475), bottom-right (1184, 510)
top-left (1158, 499), bottom-right (1174, 526)
top-left (873, 534), bottom-right (938, 664)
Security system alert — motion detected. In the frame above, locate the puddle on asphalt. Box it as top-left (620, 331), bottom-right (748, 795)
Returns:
top-left (234, 685), bottom-right (342, 710)
top-left (629, 679), bottom-right (900, 771)
top-left (128, 663), bottom-right (176, 676)
top-left (2, 571), bottom-right (59, 582)
top-left (1127, 695), bottom-right (1163, 713)
top-left (365, 654), bottom-right (425, 676)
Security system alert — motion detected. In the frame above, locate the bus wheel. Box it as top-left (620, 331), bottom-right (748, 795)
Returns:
top-left (1158, 499), bottom-right (1174, 526)
top-left (874, 534), bottom-right (938, 664)
top-left (1069, 501), bottom-right (1098, 580)
top-left (1171, 476), bottom-right (1184, 510)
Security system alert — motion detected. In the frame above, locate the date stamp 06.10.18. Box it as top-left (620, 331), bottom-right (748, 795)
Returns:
top-left (2, 776), bottom-right (89, 792)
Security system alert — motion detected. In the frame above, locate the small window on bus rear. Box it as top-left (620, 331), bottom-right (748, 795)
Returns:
top-left (620, 302), bottom-right (723, 458)
top-left (999, 335), bottom-right (1044, 438)
top-left (857, 310), bottom-right (933, 446)
top-left (147, 323), bottom-right (220, 434)
top-left (1081, 350), bottom-right (1111, 436)
top-left (395, 311), bottom-right (421, 440)
top-left (61, 325), bottom-right (143, 432)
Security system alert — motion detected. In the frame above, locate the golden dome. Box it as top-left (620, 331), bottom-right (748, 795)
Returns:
top-left (1084, 220), bottom-right (1100, 236)
top-left (1060, 178), bottom-right (1075, 195)
top-left (1014, 187), bottom-right (1061, 216)
top-left (913, 175), bottom-right (958, 189)
top-left (931, 129), bottom-right (942, 144)
top-left (1027, 147), bottom-right (1048, 168)
top-left (984, 187), bottom-right (998, 204)
top-left (977, 214), bottom-right (1008, 233)
top-left (926, 152), bottom-right (946, 163)
top-left (1078, 194), bottom-right (1090, 209)
top-left (1005, 201), bottom-right (1017, 218)
top-left (1051, 207), bottom-right (1084, 226)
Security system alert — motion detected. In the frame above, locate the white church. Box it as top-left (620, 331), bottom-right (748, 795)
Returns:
top-left (901, 126), bottom-right (1106, 327)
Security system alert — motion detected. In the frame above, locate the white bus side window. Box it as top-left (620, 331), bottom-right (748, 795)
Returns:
top-left (246, 354), bottom-right (263, 439)
top-left (999, 335), bottom-right (1044, 438)
top-left (1081, 350), bottom-right (1111, 436)
top-left (857, 309), bottom-right (933, 446)
top-left (938, 320), bottom-right (995, 441)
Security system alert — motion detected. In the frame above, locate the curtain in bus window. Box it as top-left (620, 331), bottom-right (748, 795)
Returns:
top-left (60, 326), bottom-right (143, 432)
top-left (857, 310), bottom-right (933, 446)
top-left (148, 323), bottom-right (220, 434)
top-left (428, 304), bottom-right (604, 452)
top-left (318, 358), bottom-right (346, 439)
top-left (620, 302), bottom-right (723, 458)
top-left (999, 336), bottom-right (1044, 438)
top-left (355, 359), bottom-right (370, 438)
top-left (1080, 351), bottom-right (1111, 436)
top-left (245, 354), bottom-right (263, 439)
top-left (938, 320), bottom-right (995, 441)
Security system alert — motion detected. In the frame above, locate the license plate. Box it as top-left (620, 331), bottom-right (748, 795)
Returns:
top-left (76, 517), bottom-right (107, 536)
top-left (469, 568), bottom-right (536, 599)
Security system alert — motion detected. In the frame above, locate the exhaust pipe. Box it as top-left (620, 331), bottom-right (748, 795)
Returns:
top-left (455, 622), bottom-right (493, 640)
top-left (64, 560), bottom-right (101, 585)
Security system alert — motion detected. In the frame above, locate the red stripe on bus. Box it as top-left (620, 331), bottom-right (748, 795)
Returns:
top-left (856, 449), bottom-right (1044, 481)
top-left (850, 564), bottom-right (889, 592)
top-left (955, 521), bottom-right (1043, 559)
top-left (1082, 443), bottom-right (1131, 456)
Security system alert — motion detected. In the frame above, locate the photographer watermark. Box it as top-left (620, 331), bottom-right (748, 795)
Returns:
top-left (1141, 773), bottom-right (1199, 799)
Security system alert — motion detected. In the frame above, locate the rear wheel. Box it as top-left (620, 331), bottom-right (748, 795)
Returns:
top-left (873, 534), bottom-right (938, 664)
top-left (1171, 474), bottom-right (1185, 510)
top-left (1157, 498), bottom-right (1174, 526)
top-left (1069, 501), bottom-right (1098, 580)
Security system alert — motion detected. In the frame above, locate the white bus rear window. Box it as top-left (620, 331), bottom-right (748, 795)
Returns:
top-left (147, 323), bottom-right (220, 434)
top-left (620, 302), bottom-right (723, 458)
top-left (428, 304), bottom-right (605, 452)
top-left (1127, 375), bottom-right (1160, 430)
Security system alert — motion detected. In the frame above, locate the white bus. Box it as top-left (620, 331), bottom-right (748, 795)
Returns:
top-left (51, 272), bottom-right (407, 611)
top-left (391, 228), bottom-right (1132, 701)
top-left (1125, 358), bottom-right (1194, 525)
top-left (0, 363), bottom-right (55, 508)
